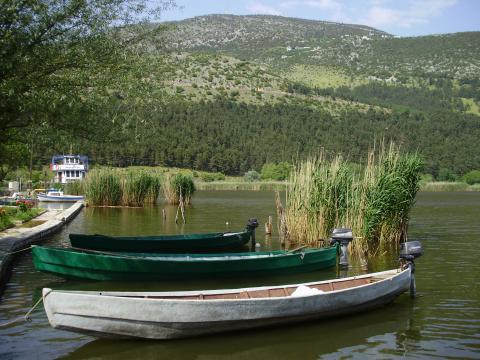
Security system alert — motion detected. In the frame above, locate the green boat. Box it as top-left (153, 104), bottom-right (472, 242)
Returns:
top-left (31, 245), bottom-right (339, 281)
top-left (69, 219), bottom-right (259, 252)
top-left (69, 231), bottom-right (253, 252)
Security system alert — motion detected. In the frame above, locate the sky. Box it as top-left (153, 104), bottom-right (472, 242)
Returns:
top-left (159, 0), bottom-right (480, 36)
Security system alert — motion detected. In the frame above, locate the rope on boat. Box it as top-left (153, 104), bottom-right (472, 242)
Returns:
top-left (0, 296), bottom-right (43, 328)
top-left (0, 245), bottom-right (33, 256)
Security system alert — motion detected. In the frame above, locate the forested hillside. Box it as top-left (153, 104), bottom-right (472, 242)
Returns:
top-left (2, 12), bottom-right (480, 180)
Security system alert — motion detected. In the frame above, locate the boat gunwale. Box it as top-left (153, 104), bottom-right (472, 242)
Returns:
top-left (33, 245), bottom-right (337, 262)
top-left (69, 231), bottom-right (248, 241)
top-left (44, 268), bottom-right (407, 302)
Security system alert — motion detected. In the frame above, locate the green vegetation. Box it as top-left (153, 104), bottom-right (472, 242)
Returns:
top-left (420, 181), bottom-right (480, 192)
top-left (85, 168), bottom-right (162, 206)
top-left (0, 0), bottom-right (174, 178)
top-left (282, 145), bottom-right (422, 258)
top-left (163, 173), bottom-right (196, 205)
top-left (261, 162), bottom-right (292, 181)
top-left (463, 170), bottom-right (480, 185)
top-left (0, 206), bottom-right (43, 231)
top-left (2, 10), bottom-right (479, 188)
top-left (244, 170), bottom-right (261, 182)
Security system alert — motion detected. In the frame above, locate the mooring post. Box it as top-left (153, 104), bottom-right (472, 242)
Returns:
top-left (265, 216), bottom-right (272, 235)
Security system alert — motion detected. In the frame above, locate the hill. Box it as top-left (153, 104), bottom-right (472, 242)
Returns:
top-left (4, 14), bottom-right (480, 181)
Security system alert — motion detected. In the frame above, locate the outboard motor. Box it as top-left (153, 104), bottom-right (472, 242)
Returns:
top-left (399, 241), bottom-right (423, 298)
top-left (246, 218), bottom-right (259, 250)
top-left (330, 228), bottom-right (353, 267)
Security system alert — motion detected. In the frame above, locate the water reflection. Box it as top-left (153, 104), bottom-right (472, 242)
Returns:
top-left (1, 191), bottom-right (479, 359)
top-left (63, 302), bottom-right (411, 360)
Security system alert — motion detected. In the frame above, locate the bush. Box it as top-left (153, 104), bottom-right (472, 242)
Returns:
top-left (244, 170), bottom-right (260, 182)
top-left (420, 173), bottom-right (434, 183)
top-left (200, 172), bottom-right (225, 182)
top-left (463, 170), bottom-right (480, 185)
top-left (261, 162), bottom-right (292, 181)
top-left (437, 168), bottom-right (457, 182)
top-left (17, 201), bottom-right (29, 212)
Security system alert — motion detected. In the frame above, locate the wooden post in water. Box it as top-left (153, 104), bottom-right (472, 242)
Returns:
top-left (162, 209), bottom-right (166, 220)
top-left (265, 216), bottom-right (273, 235)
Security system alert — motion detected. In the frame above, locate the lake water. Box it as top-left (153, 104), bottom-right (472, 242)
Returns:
top-left (0, 191), bottom-right (479, 359)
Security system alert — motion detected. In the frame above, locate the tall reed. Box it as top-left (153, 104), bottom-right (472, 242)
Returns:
top-left (85, 169), bottom-right (122, 206)
top-left (282, 143), bottom-right (422, 258)
top-left (85, 168), bottom-right (162, 206)
top-left (64, 181), bottom-right (85, 195)
top-left (163, 173), bottom-right (196, 205)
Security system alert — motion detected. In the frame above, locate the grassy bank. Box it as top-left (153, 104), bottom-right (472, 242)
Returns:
top-left (195, 181), bottom-right (287, 191)
top-left (420, 181), bottom-right (480, 191)
top-left (0, 206), bottom-right (44, 231)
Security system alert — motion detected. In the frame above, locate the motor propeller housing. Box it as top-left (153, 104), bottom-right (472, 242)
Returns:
top-left (330, 228), bottom-right (353, 267)
top-left (399, 240), bottom-right (423, 298)
top-left (399, 241), bottom-right (423, 260)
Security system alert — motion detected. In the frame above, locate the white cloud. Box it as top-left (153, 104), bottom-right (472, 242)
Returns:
top-left (360, 0), bottom-right (458, 29)
top-left (246, 2), bottom-right (282, 16)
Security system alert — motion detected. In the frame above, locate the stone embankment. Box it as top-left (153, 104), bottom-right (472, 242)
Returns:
top-left (0, 201), bottom-right (83, 294)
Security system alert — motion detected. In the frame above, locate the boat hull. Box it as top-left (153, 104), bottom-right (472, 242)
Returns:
top-left (69, 231), bottom-right (252, 252)
top-left (42, 268), bottom-right (411, 339)
top-left (32, 246), bottom-right (338, 281)
top-left (37, 195), bottom-right (84, 202)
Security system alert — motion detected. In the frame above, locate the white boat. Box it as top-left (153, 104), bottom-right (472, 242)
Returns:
top-left (37, 189), bottom-right (84, 202)
top-left (42, 267), bottom-right (413, 339)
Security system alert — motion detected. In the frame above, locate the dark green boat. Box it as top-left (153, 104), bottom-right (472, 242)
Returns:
top-left (69, 231), bottom-right (253, 253)
top-left (31, 245), bottom-right (338, 281)
top-left (69, 219), bottom-right (260, 252)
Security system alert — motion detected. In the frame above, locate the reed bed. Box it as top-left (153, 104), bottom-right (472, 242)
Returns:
top-left (85, 168), bottom-right (162, 206)
top-left (64, 181), bottom-right (85, 195)
top-left (163, 173), bottom-right (196, 205)
top-left (282, 144), bottom-right (422, 258)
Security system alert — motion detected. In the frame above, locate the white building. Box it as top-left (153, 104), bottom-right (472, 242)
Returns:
top-left (50, 155), bottom-right (88, 184)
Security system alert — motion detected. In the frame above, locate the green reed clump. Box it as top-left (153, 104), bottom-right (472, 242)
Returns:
top-left (85, 168), bottom-right (161, 206)
top-left (163, 172), bottom-right (196, 205)
top-left (282, 143), bottom-right (422, 258)
top-left (145, 175), bottom-right (162, 204)
top-left (85, 169), bottom-right (122, 206)
top-left (64, 181), bottom-right (85, 195)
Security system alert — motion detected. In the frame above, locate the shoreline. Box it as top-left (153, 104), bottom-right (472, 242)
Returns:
top-left (194, 181), bottom-right (480, 192)
top-left (0, 201), bottom-right (84, 296)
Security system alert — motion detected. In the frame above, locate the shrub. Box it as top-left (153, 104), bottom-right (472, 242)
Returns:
top-left (200, 172), bottom-right (225, 182)
top-left (244, 170), bottom-right (260, 182)
top-left (17, 201), bottom-right (29, 212)
top-left (261, 162), bottom-right (292, 181)
top-left (437, 168), bottom-right (457, 182)
top-left (463, 170), bottom-right (480, 185)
